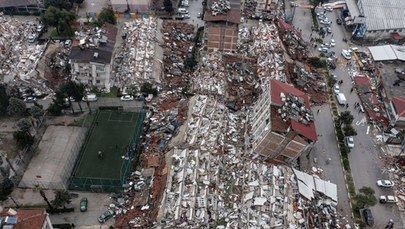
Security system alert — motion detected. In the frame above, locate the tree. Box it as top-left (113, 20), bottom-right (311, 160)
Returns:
top-left (340, 111), bottom-right (354, 125)
top-left (0, 84), bottom-right (9, 116)
top-left (0, 178), bottom-right (14, 201)
top-left (97, 8), bottom-right (117, 25)
top-left (343, 124), bottom-right (357, 136)
top-left (44, 0), bottom-right (72, 10)
top-left (7, 97), bottom-right (26, 116)
top-left (308, 57), bottom-right (326, 68)
top-left (164, 0), bottom-right (174, 13)
top-left (74, 0), bottom-right (85, 4)
top-left (30, 106), bottom-right (45, 119)
top-left (17, 118), bottom-right (33, 133)
top-left (354, 186), bottom-right (377, 209)
top-left (13, 130), bottom-right (35, 149)
top-left (141, 82), bottom-right (158, 96)
top-left (41, 7), bottom-right (76, 35)
top-left (63, 81), bottom-right (85, 113)
top-left (47, 101), bottom-right (63, 116)
top-left (52, 190), bottom-right (72, 209)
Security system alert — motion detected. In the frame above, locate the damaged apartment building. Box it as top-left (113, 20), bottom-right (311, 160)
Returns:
top-left (69, 23), bottom-right (118, 91)
top-left (250, 79), bottom-right (317, 164)
top-left (204, 0), bottom-right (241, 52)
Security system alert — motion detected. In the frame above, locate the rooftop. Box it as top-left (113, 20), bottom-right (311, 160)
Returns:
top-left (270, 80), bottom-right (317, 141)
top-left (0, 209), bottom-right (47, 229)
top-left (392, 97), bottom-right (405, 117)
top-left (0, 0), bottom-right (40, 8)
top-left (359, 0), bottom-right (405, 31)
top-left (69, 23), bottom-right (118, 64)
top-left (368, 45), bottom-right (405, 62)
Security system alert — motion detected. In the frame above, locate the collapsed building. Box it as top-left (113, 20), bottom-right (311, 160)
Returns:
top-left (250, 79), bottom-right (317, 164)
top-left (204, 0), bottom-right (241, 53)
top-left (70, 23), bottom-right (117, 91)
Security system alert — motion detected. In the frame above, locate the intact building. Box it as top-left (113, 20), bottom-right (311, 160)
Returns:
top-left (110, 0), bottom-right (150, 13)
top-left (251, 80), bottom-right (317, 164)
top-left (346, 0), bottom-right (405, 40)
top-left (70, 23), bottom-right (117, 91)
top-left (0, 0), bottom-right (45, 14)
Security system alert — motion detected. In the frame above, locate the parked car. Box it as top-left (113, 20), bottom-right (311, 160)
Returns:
top-left (333, 84), bottom-right (340, 94)
top-left (24, 96), bottom-right (37, 103)
top-left (330, 39), bottom-right (336, 47)
top-left (65, 40), bottom-right (72, 48)
top-left (36, 25), bottom-right (44, 33)
top-left (327, 51), bottom-right (336, 59)
top-left (327, 27), bottom-right (332, 33)
top-left (346, 136), bottom-right (354, 148)
top-left (362, 208), bottom-right (374, 226)
top-left (318, 47), bottom-right (329, 53)
top-left (82, 94), bottom-right (98, 102)
top-left (377, 179), bottom-right (394, 188)
top-left (341, 49), bottom-right (352, 60)
top-left (27, 34), bottom-right (37, 43)
top-left (379, 195), bottom-right (398, 204)
top-left (328, 60), bottom-right (336, 69)
top-left (120, 95), bottom-right (134, 101)
top-left (336, 18), bottom-right (342, 25)
top-left (98, 209), bottom-right (114, 223)
top-left (183, 14), bottom-right (191, 19)
top-left (80, 197), bottom-right (88, 212)
top-left (197, 12), bottom-right (202, 18)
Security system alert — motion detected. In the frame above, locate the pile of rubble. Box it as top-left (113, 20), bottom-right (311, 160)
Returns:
top-left (242, 0), bottom-right (257, 18)
top-left (161, 21), bottom-right (195, 89)
top-left (113, 17), bottom-right (157, 86)
top-left (249, 22), bottom-right (285, 81)
top-left (278, 19), bottom-right (307, 61)
top-left (210, 0), bottom-right (231, 16)
top-left (0, 15), bottom-right (52, 96)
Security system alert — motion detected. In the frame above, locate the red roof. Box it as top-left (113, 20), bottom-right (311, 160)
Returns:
top-left (353, 75), bottom-right (371, 86)
top-left (291, 120), bottom-right (317, 141)
top-left (277, 19), bottom-right (302, 39)
top-left (270, 80), bottom-right (310, 108)
top-left (0, 209), bottom-right (47, 229)
top-left (270, 80), bottom-right (316, 141)
top-left (392, 96), bottom-right (405, 117)
top-left (391, 32), bottom-right (401, 40)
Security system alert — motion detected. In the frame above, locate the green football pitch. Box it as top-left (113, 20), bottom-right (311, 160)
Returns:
top-left (74, 110), bottom-right (144, 179)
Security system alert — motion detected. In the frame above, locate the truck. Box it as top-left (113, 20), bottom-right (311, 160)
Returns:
top-left (336, 93), bottom-right (346, 105)
top-left (83, 93), bottom-right (98, 102)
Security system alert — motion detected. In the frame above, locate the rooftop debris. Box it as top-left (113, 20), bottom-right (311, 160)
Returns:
top-left (210, 0), bottom-right (231, 16)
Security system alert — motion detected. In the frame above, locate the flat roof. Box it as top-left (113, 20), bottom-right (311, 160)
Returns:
top-left (368, 45), bottom-right (405, 61)
top-left (345, 0), bottom-right (360, 17)
top-left (359, 0), bottom-right (405, 30)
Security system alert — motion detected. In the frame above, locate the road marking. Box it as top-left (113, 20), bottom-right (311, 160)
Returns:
top-left (380, 146), bottom-right (385, 152)
top-left (366, 125), bottom-right (370, 135)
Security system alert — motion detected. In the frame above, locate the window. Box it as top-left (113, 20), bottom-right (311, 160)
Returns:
top-left (394, 29), bottom-right (397, 32)
top-left (96, 65), bottom-right (105, 72)
top-left (399, 29), bottom-right (403, 32)
top-left (96, 80), bottom-right (101, 84)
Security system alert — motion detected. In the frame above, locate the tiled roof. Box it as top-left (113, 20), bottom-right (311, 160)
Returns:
top-left (0, 209), bottom-right (47, 229)
top-left (392, 96), bottom-right (405, 117)
top-left (270, 80), bottom-right (310, 108)
top-left (270, 80), bottom-right (316, 142)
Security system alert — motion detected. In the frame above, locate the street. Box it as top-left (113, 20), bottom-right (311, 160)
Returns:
top-left (292, 0), bottom-right (403, 227)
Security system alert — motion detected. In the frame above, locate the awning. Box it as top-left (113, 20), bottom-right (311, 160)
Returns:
top-left (391, 32), bottom-right (401, 40)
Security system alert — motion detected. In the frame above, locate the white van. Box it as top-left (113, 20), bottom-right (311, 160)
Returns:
top-left (341, 49), bottom-right (352, 60)
top-left (83, 94), bottom-right (98, 102)
top-left (178, 8), bottom-right (188, 14)
top-left (336, 93), bottom-right (346, 105)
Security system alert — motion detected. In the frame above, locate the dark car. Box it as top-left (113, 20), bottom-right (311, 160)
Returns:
top-left (98, 209), bottom-right (114, 223)
top-left (80, 197), bottom-right (88, 212)
top-left (336, 18), bottom-right (342, 25)
top-left (328, 60), bottom-right (336, 69)
top-left (362, 208), bottom-right (374, 226)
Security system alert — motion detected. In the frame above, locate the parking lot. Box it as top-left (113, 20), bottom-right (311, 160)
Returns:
top-left (4, 188), bottom-right (114, 228)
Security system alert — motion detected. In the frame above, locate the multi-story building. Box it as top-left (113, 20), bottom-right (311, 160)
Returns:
top-left (251, 80), bottom-right (317, 164)
top-left (70, 23), bottom-right (117, 90)
top-left (0, 0), bottom-right (45, 14)
top-left (346, 0), bottom-right (405, 40)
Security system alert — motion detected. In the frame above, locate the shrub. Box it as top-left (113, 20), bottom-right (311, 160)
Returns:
top-left (342, 158), bottom-right (350, 172)
top-left (308, 57), bottom-right (327, 68)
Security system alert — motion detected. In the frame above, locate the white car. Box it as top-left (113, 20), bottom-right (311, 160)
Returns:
top-left (346, 136), bottom-right (354, 148)
top-left (333, 84), bottom-right (340, 94)
top-left (341, 49), bottom-right (352, 60)
top-left (120, 95), bottom-right (134, 101)
top-left (330, 39), bottom-right (335, 47)
top-left (379, 195), bottom-right (398, 203)
top-left (377, 179), bottom-right (394, 188)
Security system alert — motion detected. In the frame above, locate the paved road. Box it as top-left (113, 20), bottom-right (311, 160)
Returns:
top-left (291, 2), bottom-right (354, 225)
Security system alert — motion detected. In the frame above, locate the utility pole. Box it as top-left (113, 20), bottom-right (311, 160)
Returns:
top-left (9, 196), bottom-right (20, 208)
top-left (1, 152), bottom-right (18, 176)
top-left (39, 190), bottom-right (53, 211)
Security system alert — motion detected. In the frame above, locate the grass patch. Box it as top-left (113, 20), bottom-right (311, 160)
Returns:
top-left (98, 86), bottom-right (119, 97)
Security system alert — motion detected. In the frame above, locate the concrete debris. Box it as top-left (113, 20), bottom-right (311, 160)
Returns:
top-left (239, 21), bottom-right (286, 81)
top-left (210, 0), bottom-right (231, 16)
top-left (0, 15), bottom-right (51, 96)
top-left (113, 17), bottom-right (157, 86)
